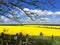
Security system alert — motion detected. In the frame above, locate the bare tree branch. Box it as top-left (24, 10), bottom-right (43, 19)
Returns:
top-left (0, 0), bottom-right (60, 24)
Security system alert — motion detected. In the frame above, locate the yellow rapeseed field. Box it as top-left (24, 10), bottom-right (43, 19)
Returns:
top-left (0, 25), bottom-right (60, 36)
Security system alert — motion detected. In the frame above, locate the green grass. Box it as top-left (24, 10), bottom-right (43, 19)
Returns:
top-left (29, 36), bottom-right (60, 45)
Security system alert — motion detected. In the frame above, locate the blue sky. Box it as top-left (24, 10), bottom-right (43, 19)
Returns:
top-left (19, 0), bottom-right (60, 11)
top-left (0, 0), bottom-right (60, 24)
top-left (3, 0), bottom-right (60, 11)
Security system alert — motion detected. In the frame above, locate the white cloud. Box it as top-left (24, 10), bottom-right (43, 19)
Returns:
top-left (55, 12), bottom-right (60, 15)
top-left (8, 14), bottom-right (13, 18)
top-left (47, 11), bottom-right (54, 15)
top-left (1, 8), bottom-right (60, 24)
top-left (22, 8), bottom-right (60, 24)
top-left (23, 8), bottom-right (30, 11)
top-left (23, 8), bottom-right (60, 15)
top-left (40, 17), bottom-right (50, 21)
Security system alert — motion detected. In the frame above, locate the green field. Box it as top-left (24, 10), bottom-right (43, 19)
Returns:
top-left (30, 36), bottom-right (60, 45)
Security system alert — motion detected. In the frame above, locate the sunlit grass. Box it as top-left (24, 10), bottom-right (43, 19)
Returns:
top-left (0, 24), bottom-right (60, 36)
